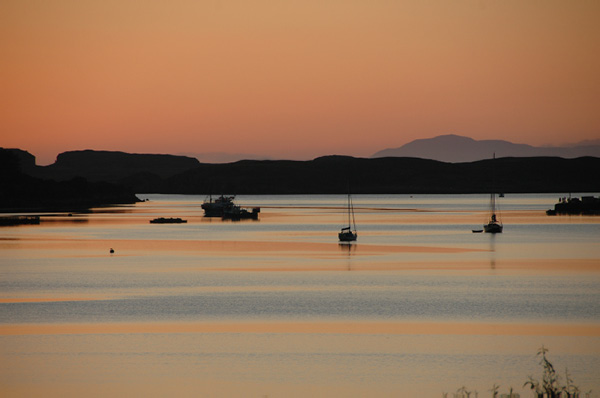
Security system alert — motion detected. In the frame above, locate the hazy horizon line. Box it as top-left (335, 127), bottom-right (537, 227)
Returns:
top-left (15, 133), bottom-right (598, 166)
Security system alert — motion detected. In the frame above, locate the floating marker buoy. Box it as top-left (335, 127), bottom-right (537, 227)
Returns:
top-left (110, 248), bottom-right (114, 254)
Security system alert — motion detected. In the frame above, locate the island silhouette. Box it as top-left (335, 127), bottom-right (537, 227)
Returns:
top-left (2, 147), bottom-right (599, 212)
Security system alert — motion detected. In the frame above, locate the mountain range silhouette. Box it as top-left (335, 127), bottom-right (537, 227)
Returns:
top-left (372, 134), bottom-right (600, 162)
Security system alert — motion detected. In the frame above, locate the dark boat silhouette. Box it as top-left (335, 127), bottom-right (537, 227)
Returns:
top-left (202, 195), bottom-right (260, 220)
top-left (0, 216), bottom-right (40, 226)
top-left (483, 203), bottom-right (503, 233)
top-left (547, 195), bottom-right (600, 215)
top-left (222, 206), bottom-right (260, 220)
top-left (149, 217), bottom-right (187, 224)
top-left (483, 154), bottom-right (503, 233)
top-left (338, 191), bottom-right (357, 242)
top-left (201, 195), bottom-right (235, 217)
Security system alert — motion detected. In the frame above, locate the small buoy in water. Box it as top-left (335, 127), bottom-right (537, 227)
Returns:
top-left (110, 248), bottom-right (114, 254)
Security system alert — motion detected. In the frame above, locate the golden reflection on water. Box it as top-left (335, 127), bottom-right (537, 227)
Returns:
top-left (1, 196), bottom-right (600, 398)
top-left (4, 237), bottom-right (483, 254)
top-left (3, 321), bottom-right (600, 337)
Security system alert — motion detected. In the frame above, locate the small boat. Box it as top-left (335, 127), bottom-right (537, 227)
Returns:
top-left (472, 229), bottom-right (483, 233)
top-left (338, 191), bottom-right (357, 242)
top-left (482, 154), bottom-right (503, 233)
top-left (149, 217), bottom-right (187, 224)
top-left (483, 192), bottom-right (503, 233)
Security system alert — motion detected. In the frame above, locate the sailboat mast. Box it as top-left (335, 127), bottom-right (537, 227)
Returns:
top-left (350, 193), bottom-right (356, 232)
top-left (490, 152), bottom-right (496, 215)
top-left (347, 192), bottom-right (352, 228)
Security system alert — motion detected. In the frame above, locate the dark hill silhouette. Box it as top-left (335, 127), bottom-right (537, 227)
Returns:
top-left (161, 155), bottom-right (600, 195)
top-left (4, 148), bottom-right (600, 195)
top-left (33, 150), bottom-right (200, 182)
top-left (4, 148), bottom-right (37, 174)
top-left (372, 134), bottom-right (600, 162)
top-left (0, 149), bottom-right (140, 212)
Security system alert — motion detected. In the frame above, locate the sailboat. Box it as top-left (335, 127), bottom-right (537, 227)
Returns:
top-left (483, 192), bottom-right (503, 233)
top-left (339, 191), bottom-right (357, 242)
top-left (484, 154), bottom-right (503, 233)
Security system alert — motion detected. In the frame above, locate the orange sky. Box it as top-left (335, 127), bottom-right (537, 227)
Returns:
top-left (1, 0), bottom-right (599, 164)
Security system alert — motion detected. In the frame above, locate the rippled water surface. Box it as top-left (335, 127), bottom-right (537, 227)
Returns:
top-left (1, 194), bottom-right (599, 397)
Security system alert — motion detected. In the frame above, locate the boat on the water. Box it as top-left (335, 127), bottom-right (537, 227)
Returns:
top-left (338, 191), bottom-right (357, 242)
top-left (0, 216), bottom-right (40, 226)
top-left (482, 154), bottom-right (503, 233)
top-left (547, 195), bottom-right (600, 215)
top-left (201, 195), bottom-right (235, 217)
top-left (222, 205), bottom-right (260, 220)
top-left (202, 195), bottom-right (260, 220)
top-left (149, 217), bottom-right (187, 224)
top-left (483, 192), bottom-right (503, 233)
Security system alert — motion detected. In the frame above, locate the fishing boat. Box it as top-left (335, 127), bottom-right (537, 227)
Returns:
top-left (483, 192), bottom-right (503, 233)
top-left (202, 195), bottom-right (261, 220)
top-left (338, 192), bottom-right (357, 242)
top-left (201, 195), bottom-right (235, 217)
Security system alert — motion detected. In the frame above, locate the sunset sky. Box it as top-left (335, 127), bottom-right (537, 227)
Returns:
top-left (1, 0), bottom-right (599, 165)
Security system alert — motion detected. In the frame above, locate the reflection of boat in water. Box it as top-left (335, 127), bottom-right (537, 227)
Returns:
top-left (0, 216), bottom-right (40, 226)
top-left (484, 192), bottom-right (503, 233)
top-left (338, 191), bottom-right (357, 242)
top-left (222, 205), bottom-right (260, 220)
top-left (149, 217), bottom-right (187, 224)
top-left (202, 195), bottom-right (235, 217)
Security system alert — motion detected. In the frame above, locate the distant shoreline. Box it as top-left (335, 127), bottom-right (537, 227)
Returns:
top-left (3, 148), bottom-right (600, 204)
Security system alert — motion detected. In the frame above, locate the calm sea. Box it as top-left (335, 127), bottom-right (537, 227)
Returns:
top-left (1, 194), bottom-right (599, 397)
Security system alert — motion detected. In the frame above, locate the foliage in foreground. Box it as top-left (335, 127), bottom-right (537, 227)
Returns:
top-left (444, 346), bottom-right (592, 398)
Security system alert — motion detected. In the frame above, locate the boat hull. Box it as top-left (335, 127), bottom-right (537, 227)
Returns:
top-left (222, 207), bottom-right (260, 220)
top-left (484, 222), bottom-right (503, 233)
top-left (150, 218), bottom-right (187, 224)
top-left (201, 195), bottom-right (235, 217)
top-left (338, 231), bottom-right (357, 242)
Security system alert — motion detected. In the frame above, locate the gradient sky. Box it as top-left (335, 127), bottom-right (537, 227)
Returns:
top-left (1, 0), bottom-right (599, 164)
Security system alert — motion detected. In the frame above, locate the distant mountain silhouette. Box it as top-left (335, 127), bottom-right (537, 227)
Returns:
top-left (372, 134), bottom-right (600, 162)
